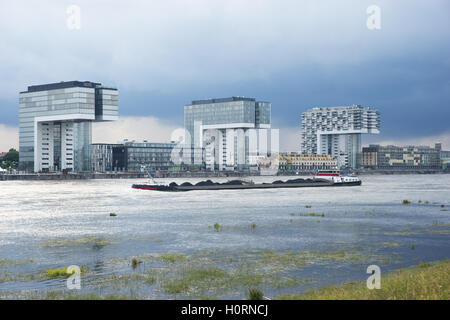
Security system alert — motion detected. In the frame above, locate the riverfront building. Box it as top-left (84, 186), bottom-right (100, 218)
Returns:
top-left (92, 140), bottom-right (204, 172)
top-left (279, 153), bottom-right (337, 172)
top-left (19, 81), bottom-right (118, 172)
top-left (440, 150), bottom-right (450, 171)
top-left (184, 97), bottom-right (278, 171)
top-left (92, 143), bottom-right (122, 172)
top-left (300, 105), bottom-right (380, 169)
top-left (361, 144), bottom-right (441, 170)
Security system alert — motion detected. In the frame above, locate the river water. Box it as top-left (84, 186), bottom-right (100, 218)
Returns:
top-left (0, 174), bottom-right (449, 299)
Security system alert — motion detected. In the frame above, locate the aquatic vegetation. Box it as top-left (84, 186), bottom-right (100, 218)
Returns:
top-left (247, 288), bottom-right (264, 300)
top-left (0, 258), bottom-right (33, 267)
top-left (411, 244), bottom-right (415, 250)
top-left (0, 270), bottom-right (14, 283)
top-left (402, 200), bottom-right (411, 205)
top-left (109, 213), bottom-right (117, 217)
top-left (382, 230), bottom-right (421, 236)
top-left (98, 273), bottom-right (156, 288)
top-left (382, 242), bottom-right (400, 247)
top-left (43, 266), bottom-right (86, 279)
top-left (41, 236), bottom-right (113, 248)
top-left (131, 257), bottom-right (142, 269)
top-left (213, 223), bottom-right (223, 232)
top-left (160, 253), bottom-right (186, 264)
top-left (428, 225), bottom-right (450, 235)
top-left (161, 266), bottom-right (227, 295)
top-left (277, 260), bottom-right (450, 300)
top-left (1, 246), bottom-right (393, 299)
top-left (93, 239), bottom-right (112, 248)
top-left (441, 209), bottom-right (448, 212)
top-left (42, 291), bottom-right (135, 300)
top-left (250, 223), bottom-right (257, 229)
top-left (298, 213), bottom-right (325, 217)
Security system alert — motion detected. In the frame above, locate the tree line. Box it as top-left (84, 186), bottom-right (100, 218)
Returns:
top-left (0, 148), bottom-right (19, 170)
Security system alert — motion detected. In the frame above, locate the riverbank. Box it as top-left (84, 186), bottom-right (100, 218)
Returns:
top-left (5, 259), bottom-right (449, 300)
top-left (0, 172), bottom-right (148, 181)
top-left (1, 170), bottom-right (448, 181)
top-left (278, 259), bottom-right (450, 300)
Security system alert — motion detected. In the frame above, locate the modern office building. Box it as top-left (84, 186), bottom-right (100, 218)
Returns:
top-left (92, 140), bottom-right (204, 172)
top-left (433, 142), bottom-right (450, 171)
top-left (300, 105), bottom-right (380, 169)
top-left (184, 97), bottom-right (278, 171)
top-left (19, 81), bottom-right (118, 172)
top-left (279, 153), bottom-right (337, 172)
top-left (440, 150), bottom-right (450, 171)
top-left (92, 143), bottom-right (122, 172)
top-left (361, 144), bottom-right (441, 169)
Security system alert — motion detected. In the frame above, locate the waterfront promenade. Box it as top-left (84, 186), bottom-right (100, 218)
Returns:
top-left (0, 169), bottom-right (447, 181)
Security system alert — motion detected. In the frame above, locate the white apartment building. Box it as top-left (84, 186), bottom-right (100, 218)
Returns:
top-left (300, 105), bottom-right (380, 169)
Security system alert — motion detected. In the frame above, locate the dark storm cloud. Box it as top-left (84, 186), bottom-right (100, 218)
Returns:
top-left (0, 0), bottom-right (449, 148)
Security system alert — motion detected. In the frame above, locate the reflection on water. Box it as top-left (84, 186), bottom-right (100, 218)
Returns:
top-left (0, 174), bottom-right (449, 299)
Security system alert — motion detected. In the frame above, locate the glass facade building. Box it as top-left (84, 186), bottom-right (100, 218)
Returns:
top-left (124, 142), bottom-right (178, 172)
top-left (92, 141), bottom-right (204, 172)
top-left (19, 81), bottom-right (118, 172)
top-left (361, 144), bottom-right (441, 169)
top-left (184, 97), bottom-right (275, 170)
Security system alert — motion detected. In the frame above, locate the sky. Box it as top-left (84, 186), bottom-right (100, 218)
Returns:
top-left (0, 0), bottom-right (449, 152)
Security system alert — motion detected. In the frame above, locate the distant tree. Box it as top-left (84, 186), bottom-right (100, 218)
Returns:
top-left (0, 148), bottom-right (19, 169)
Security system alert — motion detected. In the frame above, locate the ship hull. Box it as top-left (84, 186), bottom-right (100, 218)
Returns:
top-left (132, 180), bottom-right (361, 192)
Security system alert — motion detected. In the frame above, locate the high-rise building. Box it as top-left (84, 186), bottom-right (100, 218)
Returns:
top-left (19, 81), bottom-right (118, 173)
top-left (300, 105), bottom-right (380, 169)
top-left (184, 97), bottom-right (278, 171)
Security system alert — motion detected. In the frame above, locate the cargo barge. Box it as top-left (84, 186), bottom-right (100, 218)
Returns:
top-left (132, 170), bottom-right (361, 192)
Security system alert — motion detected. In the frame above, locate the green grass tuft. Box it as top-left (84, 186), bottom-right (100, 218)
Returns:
top-left (43, 266), bottom-right (86, 279)
top-left (131, 257), bottom-right (142, 269)
top-left (213, 223), bottom-right (223, 232)
top-left (247, 288), bottom-right (264, 300)
top-left (160, 253), bottom-right (185, 264)
top-left (298, 212), bottom-right (325, 217)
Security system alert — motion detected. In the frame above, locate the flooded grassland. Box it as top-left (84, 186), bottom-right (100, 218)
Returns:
top-left (0, 174), bottom-right (449, 299)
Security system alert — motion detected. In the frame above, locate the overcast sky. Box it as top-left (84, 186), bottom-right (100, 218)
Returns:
top-left (0, 0), bottom-right (449, 151)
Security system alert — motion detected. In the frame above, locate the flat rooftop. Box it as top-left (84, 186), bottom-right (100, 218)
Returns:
top-left (190, 96), bottom-right (256, 105)
top-left (21, 81), bottom-right (117, 93)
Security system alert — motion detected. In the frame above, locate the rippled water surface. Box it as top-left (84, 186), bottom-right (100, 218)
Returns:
top-left (0, 174), bottom-right (449, 299)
